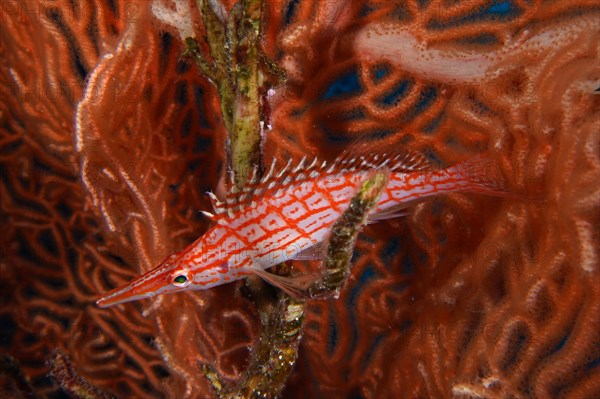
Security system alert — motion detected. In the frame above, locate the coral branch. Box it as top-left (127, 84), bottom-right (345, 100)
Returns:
top-left (184, 2), bottom-right (315, 397)
top-left (202, 282), bottom-right (305, 399)
top-left (0, 354), bottom-right (38, 399)
top-left (47, 349), bottom-right (114, 399)
top-left (201, 172), bottom-right (388, 398)
top-left (185, 0), bottom-right (274, 188)
top-left (185, 2), bottom-right (392, 396)
top-left (311, 172), bottom-right (389, 298)
top-left (354, 17), bottom-right (599, 84)
top-left (2, 0), bottom-right (599, 398)
top-left (228, 0), bottom-right (264, 187)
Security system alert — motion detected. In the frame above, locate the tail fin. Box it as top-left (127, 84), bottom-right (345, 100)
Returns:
top-left (448, 155), bottom-right (508, 196)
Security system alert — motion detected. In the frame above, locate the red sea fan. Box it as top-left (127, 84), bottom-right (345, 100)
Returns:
top-left (272, 1), bottom-right (600, 398)
top-left (1, 1), bottom-right (255, 397)
top-left (1, 1), bottom-right (599, 398)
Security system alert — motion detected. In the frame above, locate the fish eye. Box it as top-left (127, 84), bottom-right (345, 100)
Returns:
top-left (172, 272), bottom-right (191, 287)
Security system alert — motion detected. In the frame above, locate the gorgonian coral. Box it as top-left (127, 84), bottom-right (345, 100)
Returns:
top-left (1, 1), bottom-right (599, 398)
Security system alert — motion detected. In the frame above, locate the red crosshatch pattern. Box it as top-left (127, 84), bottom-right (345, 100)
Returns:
top-left (96, 153), bottom-right (501, 304)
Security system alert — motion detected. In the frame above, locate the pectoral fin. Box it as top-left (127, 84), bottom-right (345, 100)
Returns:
top-left (367, 206), bottom-right (409, 223)
top-left (291, 241), bottom-right (327, 261)
top-left (249, 262), bottom-right (319, 299)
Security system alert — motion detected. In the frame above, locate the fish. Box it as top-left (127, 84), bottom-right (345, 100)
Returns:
top-left (96, 152), bottom-right (505, 307)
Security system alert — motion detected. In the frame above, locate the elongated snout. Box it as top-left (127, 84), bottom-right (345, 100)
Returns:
top-left (96, 249), bottom-right (189, 308)
top-left (96, 276), bottom-right (166, 308)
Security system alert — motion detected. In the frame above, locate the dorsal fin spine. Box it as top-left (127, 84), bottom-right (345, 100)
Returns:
top-left (249, 167), bottom-right (258, 184)
top-left (293, 156), bottom-right (306, 173)
top-left (207, 191), bottom-right (227, 214)
top-left (277, 159), bottom-right (292, 178)
top-left (228, 171), bottom-right (236, 191)
top-left (201, 210), bottom-right (215, 219)
top-left (211, 151), bottom-right (433, 218)
top-left (262, 158), bottom-right (277, 183)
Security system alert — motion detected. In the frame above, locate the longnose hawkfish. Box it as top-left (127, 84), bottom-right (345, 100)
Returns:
top-left (96, 152), bottom-right (504, 307)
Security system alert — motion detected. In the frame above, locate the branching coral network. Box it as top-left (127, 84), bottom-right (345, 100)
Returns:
top-left (0, 0), bottom-right (599, 398)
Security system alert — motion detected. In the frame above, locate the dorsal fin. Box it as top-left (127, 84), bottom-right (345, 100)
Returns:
top-left (388, 150), bottom-right (434, 172)
top-left (335, 148), bottom-right (434, 173)
top-left (204, 151), bottom-right (433, 218)
top-left (207, 191), bottom-right (227, 215)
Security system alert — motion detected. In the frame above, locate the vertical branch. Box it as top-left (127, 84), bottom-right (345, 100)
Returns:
top-left (311, 172), bottom-right (389, 298)
top-left (202, 278), bottom-right (305, 399)
top-left (229, 0), bottom-right (263, 186)
top-left (0, 354), bottom-right (39, 399)
top-left (185, 2), bottom-right (304, 398)
top-left (198, 0), bottom-right (236, 142)
top-left (189, 0), bottom-right (265, 188)
top-left (47, 349), bottom-right (115, 399)
top-left (183, 2), bottom-right (389, 398)
top-left (201, 173), bottom-right (388, 399)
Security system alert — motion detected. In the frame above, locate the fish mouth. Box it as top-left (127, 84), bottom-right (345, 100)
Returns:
top-left (96, 249), bottom-right (188, 308)
top-left (96, 278), bottom-right (163, 308)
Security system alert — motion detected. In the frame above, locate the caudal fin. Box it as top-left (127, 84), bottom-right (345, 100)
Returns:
top-left (448, 155), bottom-right (508, 196)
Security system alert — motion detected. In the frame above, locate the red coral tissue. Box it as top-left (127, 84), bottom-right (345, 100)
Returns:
top-left (1, 1), bottom-right (599, 398)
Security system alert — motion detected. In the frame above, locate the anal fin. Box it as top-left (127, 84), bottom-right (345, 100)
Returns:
top-left (367, 206), bottom-right (409, 223)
